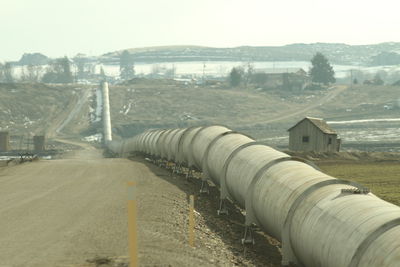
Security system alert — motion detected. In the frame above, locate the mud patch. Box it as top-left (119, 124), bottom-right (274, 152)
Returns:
top-left (85, 256), bottom-right (129, 267)
top-left (132, 156), bottom-right (284, 267)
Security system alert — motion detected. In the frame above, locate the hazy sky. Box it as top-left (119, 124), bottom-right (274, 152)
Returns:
top-left (1, 0), bottom-right (399, 61)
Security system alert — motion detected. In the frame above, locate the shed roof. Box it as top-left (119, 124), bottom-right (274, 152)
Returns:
top-left (288, 117), bottom-right (337, 134)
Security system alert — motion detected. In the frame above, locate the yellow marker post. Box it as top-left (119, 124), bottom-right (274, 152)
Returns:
top-left (188, 195), bottom-right (195, 247)
top-left (128, 181), bottom-right (138, 267)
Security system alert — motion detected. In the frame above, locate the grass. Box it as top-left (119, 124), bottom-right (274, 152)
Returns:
top-left (3, 80), bottom-right (400, 148)
top-left (108, 79), bottom-right (400, 140)
top-left (318, 162), bottom-right (400, 206)
top-left (320, 84), bottom-right (400, 120)
top-left (0, 83), bottom-right (79, 136)
top-left (109, 79), bottom-right (331, 137)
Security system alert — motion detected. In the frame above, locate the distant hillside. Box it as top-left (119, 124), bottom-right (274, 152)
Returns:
top-left (101, 42), bottom-right (400, 65)
top-left (11, 43), bottom-right (400, 67)
top-left (370, 51), bottom-right (400, 66)
top-left (0, 83), bottom-right (77, 136)
top-left (17, 53), bottom-right (49, 65)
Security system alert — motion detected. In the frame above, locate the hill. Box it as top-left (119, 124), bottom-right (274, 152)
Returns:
top-left (3, 80), bottom-right (397, 152)
top-left (0, 83), bottom-right (89, 149)
top-left (107, 79), bottom-right (400, 151)
top-left (101, 42), bottom-right (400, 65)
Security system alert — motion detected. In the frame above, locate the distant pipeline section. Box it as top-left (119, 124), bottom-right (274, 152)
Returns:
top-left (106, 126), bottom-right (400, 267)
top-left (101, 81), bottom-right (112, 143)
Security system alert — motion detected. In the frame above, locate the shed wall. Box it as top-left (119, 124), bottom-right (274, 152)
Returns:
top-left (289, 120), bottom-right (339, 152)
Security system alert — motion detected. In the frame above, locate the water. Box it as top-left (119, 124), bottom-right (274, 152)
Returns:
top-left (12, 61), bottom-right (400, 79)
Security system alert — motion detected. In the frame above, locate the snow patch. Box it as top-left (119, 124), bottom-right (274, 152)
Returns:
top-left (90, 87), bottom-right (103, 123)
top-left (124, 102), bottom-right (132, 115)
top-left (83, 133), bottom-right (103, 143)
top-left (328, 118), bottom-right (400, 124)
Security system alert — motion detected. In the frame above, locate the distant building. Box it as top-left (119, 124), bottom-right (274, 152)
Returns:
top-left (254, 67), bottom-right (306, 74)
top-left (295, 68), bottom-right (307, 76)
top-left (288, 117), bottom-right (341, 152)
top-left (252, 68), bottom-right (309, 91)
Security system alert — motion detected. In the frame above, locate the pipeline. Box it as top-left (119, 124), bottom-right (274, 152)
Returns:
top-left (107, 126), bottom-right (400, 267)
top-left (101, 81), bottom-right (112, 142)
top-left (100, 81), bottom-right (400, 266)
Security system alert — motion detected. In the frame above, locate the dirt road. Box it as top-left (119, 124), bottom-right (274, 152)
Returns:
top-left (253, 85), bottom-right (348, 125)
top-left (0, 149), bottom-right (130, 266)
top-left (0, 145), bottom-right (281, 266)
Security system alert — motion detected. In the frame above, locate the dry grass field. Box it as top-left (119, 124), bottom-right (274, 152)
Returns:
top-left (318, 161), bottom-right (400, 206)
top-left (2, 80), bottom-right (399, 139)
top-left (0, 83), bottom-right (85, 136)
top-left (109, 79), bottom-right (302, 126)
top-left (319, 84), bottom-right (400, 120)
top-left (108, 79), bottom-right (400, 142)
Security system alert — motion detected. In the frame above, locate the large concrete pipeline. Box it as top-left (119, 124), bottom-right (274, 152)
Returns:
top-left (101, 81), bottom-right (112, 142)
top-left (107, 126), bottom-right (400, 267)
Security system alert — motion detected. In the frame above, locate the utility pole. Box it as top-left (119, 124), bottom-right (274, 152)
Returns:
top-left (350, 69), bottom-right (353, 89)
top-left (202, 62), bottom-right (206, 84)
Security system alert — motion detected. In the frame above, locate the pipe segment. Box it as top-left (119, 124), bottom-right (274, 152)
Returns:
top-left (101, 82), bottom-right (112, 142)
top-left (106, 126), bottom-right (400, 267)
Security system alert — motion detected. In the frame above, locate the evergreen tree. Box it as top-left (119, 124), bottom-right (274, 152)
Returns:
top-left (73, 54), bottom-right (89, 79)
top-left (229, 67), bottom-right (243, 87)
top-left (41, 57), bottom-right (73, 83)
top-left (59, 57), bottom-right (73, 83)
top-left (119, 50), bottom-right (135, 80)
top-left (372, 74), bottom-right (384, 85)
top-left (309, 53), bottom-right (335, 85)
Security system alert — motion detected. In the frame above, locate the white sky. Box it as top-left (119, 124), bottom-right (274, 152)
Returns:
top-left (1, 0), bottom-right (400, 61)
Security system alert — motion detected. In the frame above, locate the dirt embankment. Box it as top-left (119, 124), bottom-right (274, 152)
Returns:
top-left (0, 83), bottom-right (86, 136)
top-left (129, 156), bottom-right (283, 267)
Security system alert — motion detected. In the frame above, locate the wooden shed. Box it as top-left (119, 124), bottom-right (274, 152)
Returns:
top-left (288, 117), bottom-right (341, 152)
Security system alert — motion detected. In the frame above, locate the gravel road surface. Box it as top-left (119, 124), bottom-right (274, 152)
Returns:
top-left (0, 146), bottom-right (281, 266)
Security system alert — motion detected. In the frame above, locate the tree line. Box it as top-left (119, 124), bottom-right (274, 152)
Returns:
top-left (0, 50), bottom-right (136, 84)
top-left (229, 52), bottom-right (336, 89)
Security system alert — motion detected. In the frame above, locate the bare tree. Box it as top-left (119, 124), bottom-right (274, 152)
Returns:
top-left (165, 64), bottom-right (176, 78)
top-left (20, 66), bottom-right (27, 82)
top-left (120, 50), bottom-right (135, 80)
top-left (24, 64), bottom-right (43, 82)
top-left (348, 69), bottom-right (366, 84)
top-left (73, 54), bottom-right (87, 79)
top-left (242, 62), bottom-right (254, 88)
top-left (0, 63), bottom-right (4, 81)
top-left (89, 63), bottom-right (96, 75)
top-left (388, 71), bottom-right (400, 84)
top-left (218, 65), bottom-right (228, 78)
top-left (151, 64), bottom-right (161, 77)
top-left (42, 57), bottom-right (73, 83)
top-left (4, 62), bottom-right (14, 83)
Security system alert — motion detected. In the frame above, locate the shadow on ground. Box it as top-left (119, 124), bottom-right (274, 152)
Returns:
top-left (131, 156), bottom-right (285, 267)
